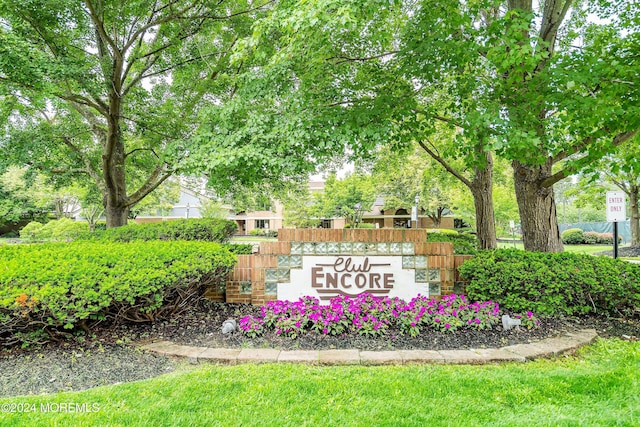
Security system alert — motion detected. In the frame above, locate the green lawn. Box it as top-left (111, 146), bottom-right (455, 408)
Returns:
top-left (498, 241), bottom-right (615, 254)
top-left (1, 339), bottom-right (638, 427)
top-left (230, 235), bottom-right (278, 243)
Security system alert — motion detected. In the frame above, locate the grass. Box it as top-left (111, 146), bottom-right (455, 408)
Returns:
top-left (0, 339), bottom-right (638, 426)
top-left (498, 241), bottom-right (615, 254)
top-left (230, 235), bottom-right (277, 243)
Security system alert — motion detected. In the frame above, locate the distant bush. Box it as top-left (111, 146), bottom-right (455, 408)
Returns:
top-left (19, 221), bottom-right (44, 240)
top-left (344, 223), bottom-right (376, 229)
top-left (426, 228), bottom-right (458, 235)
top-left (561, 229), bottom-right (620, 245)
top-left (0, 241), bottom-right (236, 347)
top-left (596, 232), bottom-right (617, 244)
top-left (81, 218), bottom-right (238, 243)
top-left (20, 219), bottom-right (89, 242)
top-left (249, 228), bottom-right (278, 237)
top-left (221, 243), bottom-right (253, 254)
top-left (458, 249), bottom-right (640, 317)
top-left (427, 231), bottom-right (478, 255)
top-left (561, 228), bottom-right (584, 245)
top-left (583, 231), bottom-right (599, 244)
top-left (357, 223), bottom-right (376, 229)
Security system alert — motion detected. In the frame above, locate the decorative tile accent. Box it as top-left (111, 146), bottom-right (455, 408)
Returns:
top-left (277, 255), bottom-right (290, 268)
top-left (402, 242), bottom-right (415, 255)
top-left (365, 243), bottom-right (377, 255)
top-left (353, 242), bottom-right (365, 254)
top-left (316, 242), bottom-right (328, 255)
top-left (428, 268), bottom-right (441, 282)
top-left (265, 269), bottom-right (278, 281)
top-left (429, 283), bottom-right (441, 295)
top-left (389, 243), bottom-right (402, 255)
top-left (414, 256), bottom-right (427, 269)
top-left (339, 242), bottom-right (353, 254)
top-left (265, 282), bottom-right (278, 295)
top-left (377, 243), bottom-right (389, 254)
top-left (402, 256), bottom-right (415, 269)
top-left (303, 242), bottom-right (315, 254)
top-left (277, 269), bottom-right (290, 282)
top-left (240, 281), bottom-right (252, 294)
top-left (290, 242), bottom-right (303, 255)
top-left (289, 255), bottom-right (302, 269)
top-left (327, 242), bottom-right (339, 254)
top-left (415, 269), bottom-right (427, 283)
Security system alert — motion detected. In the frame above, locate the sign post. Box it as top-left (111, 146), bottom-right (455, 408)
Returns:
top-left (606, 191), bottom-right (626, 259)
top-left (509, 220), bottom-right (516, 248)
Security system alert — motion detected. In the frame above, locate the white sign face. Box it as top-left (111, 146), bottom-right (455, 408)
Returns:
top-left (277, 255), bottom-right (430, 302)
top-left (606, 191), bottom-right (626, 222)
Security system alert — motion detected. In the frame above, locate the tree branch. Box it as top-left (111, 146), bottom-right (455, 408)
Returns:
top-left (125, 147), bottom-right (160, 159)
top-left (84, 0), bottom-right (122, 61)
top-left (543, 130), bottom-right (639, 188)
top-left (59, 135), bottom-right (104, 191)
top-left (126, 167), bottom-right (174, 207)
top-left (417, 139), bottom-right (473, 188)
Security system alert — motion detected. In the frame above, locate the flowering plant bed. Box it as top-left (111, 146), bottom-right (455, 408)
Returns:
top-left (239, 294), bottom-right (540, 339)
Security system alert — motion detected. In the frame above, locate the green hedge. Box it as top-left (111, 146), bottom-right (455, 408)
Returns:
top-left (20, 219), bottom-right (89, 241)
top-left (81, 218), bottom-right (238, 243)
top-left (562, 229), bottom-right (618, 245)
top-left (221, 243), bottom-right (253, 254)
top-left (248, 228), bottom-right (278, 237)
top-left (427, 231), bottom-right (478, 255)
top-left (561, 228), bottom-right (584, 244)
top-left (458, 249), bottom-right (640, 317)
top-left (0, 241), bottom-right (236, 346)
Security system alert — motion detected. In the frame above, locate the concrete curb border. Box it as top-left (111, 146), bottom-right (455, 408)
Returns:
top-left (139, 329), bottom-right (597, 366)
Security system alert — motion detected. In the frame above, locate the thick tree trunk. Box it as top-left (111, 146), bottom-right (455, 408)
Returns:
top-left (630, 186), bottom-right (639, 247)
top-left (102, 93), bottom-right (129, 228)
top-left (105, 204), bottom-right (130, 228)
top-left (470, 187), bottom-right (497, 250)
top-left (470, 161), bottom-right (497, 250)
top-left (512, 160), bottom-right (563, 252)
top-left (417, 142), bottom-right (497, 249)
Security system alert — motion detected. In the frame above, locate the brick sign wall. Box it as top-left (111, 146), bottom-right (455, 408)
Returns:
top-left (207, 229), bottom-right (460, 305)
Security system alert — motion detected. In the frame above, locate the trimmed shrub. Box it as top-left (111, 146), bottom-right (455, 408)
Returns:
top-left (19, 221), bottom-right (44, 240)
top-left (248, 228), bottom-right (278, 237)
top-left (426, 228), bottom-right (459, 235)
top-left (343, 223), bottom-right (376, 229)
top-left (458, 249), bottom-right (640, 317)
top-left (582, 231), bottom-right (599, 244)
top-left (0, 241), bottom-right (236, 346)
top-left (427, 231), bottom-right (478, 255)
top-left (82, 218), bottom-right (238, 243)
top-left (221, 243), bottom-right (253, 254)
top-left (356, 223), bottom-right (376, 229)
top-left (561, 228), bottom-right (585, 244)
top-left (20, 219), bottom-right (89, 242)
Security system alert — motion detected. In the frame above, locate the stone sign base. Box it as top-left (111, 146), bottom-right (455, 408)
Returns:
top-left (206, 229), bottom-right (465, 305)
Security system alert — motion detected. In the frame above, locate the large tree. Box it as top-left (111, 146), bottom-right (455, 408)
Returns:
top-left (0, 0), bottom-right (265, 227)
top-left (399, 0), bottom-right (640, 251)
top-left (235, 0), bottom-right (640, 251)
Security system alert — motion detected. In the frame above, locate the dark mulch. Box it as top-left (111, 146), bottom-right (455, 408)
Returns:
top-left (116, 299), bottom-right (640, 351)
top-left (596, 245), bottom-right (640, 258)
top-left (1, 298), bottom-right (638, 397)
